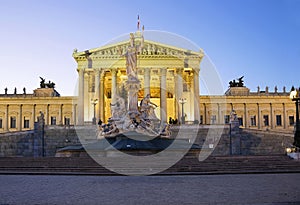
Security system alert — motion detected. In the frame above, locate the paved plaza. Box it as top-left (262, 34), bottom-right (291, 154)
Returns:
top-left (0, 173), bottom-right (300, 205)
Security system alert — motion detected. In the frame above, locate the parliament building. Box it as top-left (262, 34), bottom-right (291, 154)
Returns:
top-left (0, 30), bottom-right (296, 133)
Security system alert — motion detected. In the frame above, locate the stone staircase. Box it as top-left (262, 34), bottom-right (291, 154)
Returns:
top-left (0, 155), bottom-right (299, 175)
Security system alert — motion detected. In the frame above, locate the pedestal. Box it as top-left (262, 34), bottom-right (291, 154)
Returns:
top-left (126, 78), bottom-right (140, 113)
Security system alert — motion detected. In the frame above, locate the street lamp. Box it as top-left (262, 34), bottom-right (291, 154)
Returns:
top-left (179, 98), bottom-right (187, 124)
top-left (290, 86), bottom-right (300, 148)
top-left (91, 99), bottom-right (98, 125)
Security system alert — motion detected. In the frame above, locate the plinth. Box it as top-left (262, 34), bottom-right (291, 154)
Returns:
top-left (126, 78), bottom-right (140, 114)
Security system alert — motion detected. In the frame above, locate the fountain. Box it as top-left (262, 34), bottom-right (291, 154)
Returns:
top-left (98, 32), bottom-right (168, 139)
top-left (56, 32), bottom-right (200, 159)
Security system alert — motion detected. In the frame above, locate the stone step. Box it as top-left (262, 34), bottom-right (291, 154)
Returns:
top-left (0, 155), bottom-right (299, 175)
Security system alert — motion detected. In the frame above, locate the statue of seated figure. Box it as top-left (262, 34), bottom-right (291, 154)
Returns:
top-left (140, 94), bottom-right (158, 120)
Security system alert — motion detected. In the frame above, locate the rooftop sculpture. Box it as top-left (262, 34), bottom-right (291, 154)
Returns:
top-left (229, 76), bottom-right (244, 87)
top-left (39, 77), bottom-right (55, 88)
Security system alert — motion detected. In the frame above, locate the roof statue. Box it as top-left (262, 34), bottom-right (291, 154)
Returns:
top-left (39, 77), bottom-right (46, 88)
top-left (39, 77), bottom-right (55, 89)
top-left (229, 76), bottom-right (244, 87)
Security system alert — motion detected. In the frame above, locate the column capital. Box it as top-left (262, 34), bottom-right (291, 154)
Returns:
top-left (110, 68), bottom-right (118, 75)
top-left (160, 67), bottom-right (167, 75)
top-left (144, 67), bottom-right (151, 73)
top-left (77, 67), bottom-right (85, 73)
top-left (193, 67), bottom-right (200, 75)
top-left (100, 70), bottom-right (105, 79)
top-left (176, 68), bottom-right (184, 74)
top-left (94, 68), bottom-right (101, 75)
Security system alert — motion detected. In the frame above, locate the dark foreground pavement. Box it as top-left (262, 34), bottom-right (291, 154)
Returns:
top-left (0, 173), bottom-right (300, 205)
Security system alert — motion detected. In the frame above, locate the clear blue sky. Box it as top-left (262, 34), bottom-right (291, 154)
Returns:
top-left (0, 0), bottom-right (299, 96)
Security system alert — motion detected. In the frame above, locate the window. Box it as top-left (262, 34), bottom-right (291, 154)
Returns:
top-left (238, 117), bottom-right (243, 126)
top-left (200, 115), bottom-right (203, 124)
top-left (10, 117), bottom-right (16, 128)
top-left (276, 115), bottom-right (282, 126)
top-left (224, 115), bottom-right (230, 124)
top-left (211, 115), bottom-right (216, 124)
top-left (250, 116), bottom-right (256, 126)
top-left (289, 116), bottom-right (294, 126)
top-left (24, 117), bottom-right (30, 128)
top-left (51, 116), bottom-right (56, 125)
top-left (0, 118), bottom-right (2, 128)
top-left (263, 115), bottom-right (269, 126)
top-left (64, 117), bottom-right (70, 126)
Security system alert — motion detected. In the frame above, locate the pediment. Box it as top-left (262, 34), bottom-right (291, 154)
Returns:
top-left (73, 39), bottom-right (203, 60)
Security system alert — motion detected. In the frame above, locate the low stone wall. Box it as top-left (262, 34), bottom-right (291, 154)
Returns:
top-left (0, 131), bottom-right (35, 157)
top-left (43, 126), bottom-right (81, 156)
top-left (239, 129), bottom-right (293, 155)
top-left (171, 125), bottom-right (293, 156)
top-left (0, 125), bottom-right (81, 157)
top-left (0, 125), bottom-right (294, 157)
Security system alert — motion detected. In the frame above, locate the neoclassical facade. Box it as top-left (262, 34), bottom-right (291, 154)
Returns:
top-left (72, 31), bottom-right (203, 125)
top-left (0, 89), bottom-right (75, 132)
top-left (0, 31), bottom-right (297, 133)
top-left (200, 87), bottom-right (295, 131)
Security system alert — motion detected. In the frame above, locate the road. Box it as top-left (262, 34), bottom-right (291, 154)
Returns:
top-left (0, 174), bottom-right (300, 205)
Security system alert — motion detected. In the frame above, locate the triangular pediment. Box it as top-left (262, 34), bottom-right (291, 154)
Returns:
top-left (73, 38), bottom-right (203, 60)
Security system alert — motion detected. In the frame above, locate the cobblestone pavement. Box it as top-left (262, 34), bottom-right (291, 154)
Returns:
top-left (0, 174), bottom-right (300, 205)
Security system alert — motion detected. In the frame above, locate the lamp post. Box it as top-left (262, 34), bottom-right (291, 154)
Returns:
top-left (42, 116), bottom-right (45, 157)
top-left (91, 99), bottom-right (98, 125)
top-left (290, 86), bottom-right (300, 148)
top-left (179, 98), bottom-right (187, 124)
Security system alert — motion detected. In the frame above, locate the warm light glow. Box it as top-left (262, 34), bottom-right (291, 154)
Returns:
top-left (290, 90), bottom-right (297, 100)
top-left (91, 99), bottom-right (98, 104)
top-left (286, 147), bottom-right (292, 153)
top-left (179, 98), bottom-right (187, 104)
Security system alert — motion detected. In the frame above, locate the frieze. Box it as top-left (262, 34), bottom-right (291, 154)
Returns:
top-left (74, 41), bottom-right (203, 60)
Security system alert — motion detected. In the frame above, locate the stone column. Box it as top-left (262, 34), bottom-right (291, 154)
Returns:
top-left (144, 67), bottom-right (151, 97)
top-left (217, 103), bottom-right (221, 124)
top-left (99, 70), bottom-right (105, 121)
top-left (78, 68), bottom-right (84, 125)
top-left (111, 68), bottom-right (117, 103)
top-left (4, 105), bottom-right (8, 131)
top-left (175, 68), bottom-right (183, 121)
top-left (59, 104), bottom-right (63, 125)
top-left (193, 68), bottom-right (200, 122)
top-left (19, 104), bottom-right (22, 131)
top-left (203, 103), bottom-right (207, 124)
top-left (257, 103), bottom-right (261, 129)
top-left (94, 69), bottom-right (100, 121)
top-left (283, 103), bottom-right (286, 129)
top-left (244, 103), bottom-right (248, 128)
top-left (84, 73), bottom-right (89, 122)
top-left (160, 68), bottom-right (167, 124)
top-left (270, 103), bottom-right (273, 129)
top-left (32, 104), bottom-right (36, 129)
top-left (46, 104), bottom-right (49, 125)
top-left (72, 104), bottom-right (77, 125)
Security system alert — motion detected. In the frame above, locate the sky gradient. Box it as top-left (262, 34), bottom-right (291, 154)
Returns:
top-left (0, 0), bottom-right (299, 96)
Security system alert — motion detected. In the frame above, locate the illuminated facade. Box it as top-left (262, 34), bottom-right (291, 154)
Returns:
top-left (0, 32), bottom-right (296, 133)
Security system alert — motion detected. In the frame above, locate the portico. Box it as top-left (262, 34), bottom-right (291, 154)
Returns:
top-left (73, 31), bottom-right (204, 125)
